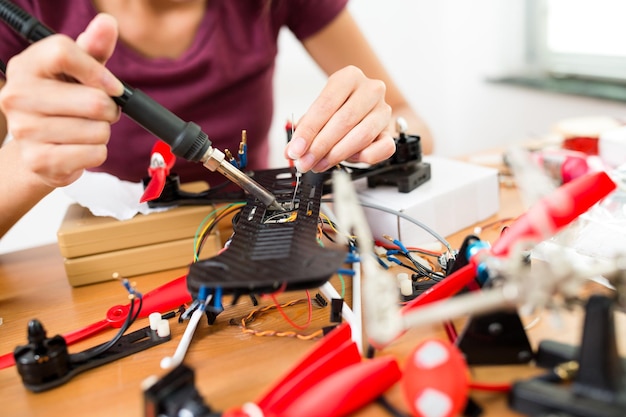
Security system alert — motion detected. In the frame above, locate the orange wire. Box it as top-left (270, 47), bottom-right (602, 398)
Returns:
top-left (235, 298), bottom-right (324, 340)
top-left (270, 290), bottom-right (313, 330)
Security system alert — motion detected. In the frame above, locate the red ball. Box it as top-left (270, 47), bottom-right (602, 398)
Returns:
top-left (402, 339), bottom-right (469, 417)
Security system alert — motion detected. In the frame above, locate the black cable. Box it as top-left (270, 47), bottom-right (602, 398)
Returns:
top-left (0, 58), bottom-right (6, 74)
top-left (196, 205), bottom-right (244, 256)
top-left (69, 295), bottom-right (143, 364)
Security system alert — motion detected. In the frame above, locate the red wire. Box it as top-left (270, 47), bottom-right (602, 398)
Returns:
top-left (469, 381), bottom-right (512, 392)
top-left (443, 321), bottom-right (458, 342)
top-left (270, 290), bottom-right (313, 330)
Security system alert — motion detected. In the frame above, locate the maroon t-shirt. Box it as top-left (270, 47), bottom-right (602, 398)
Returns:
top-left (0, 0), bottom-right (348, 184)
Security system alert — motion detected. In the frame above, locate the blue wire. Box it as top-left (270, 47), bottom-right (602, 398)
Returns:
top-left (377, 257), bottom-right (390, 270)
top-left (392, 238), bottom-right (409, 254)
top-left (239, 144), bottom-right (247, 169)
top-left (213, 286), bottom-right (223, 310)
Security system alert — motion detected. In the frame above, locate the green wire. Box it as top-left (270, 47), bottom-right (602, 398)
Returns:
top-left (192, 202), bottom-right (244, 261)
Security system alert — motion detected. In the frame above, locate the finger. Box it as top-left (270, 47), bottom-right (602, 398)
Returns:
top-left (345, 133), bottom-right (396, 165)
top-left (1, 77), bottom-right (121, 123)
top-left (7, 34), bottom-right (123, 97)
top-left (303, 87), bottom-right (387, 172)
top-left (2, 81), bottom-right (120, 125)
top-left (19, 142), bottom-right (108, 187)
top-left (10, 113), bottom-right (112, 146)
top-left (286, 67), bottom-right (364, 161)
top-left (309, 101), bottom-right (392, 172)
top-left (75, 13), bottom-right (119, 65)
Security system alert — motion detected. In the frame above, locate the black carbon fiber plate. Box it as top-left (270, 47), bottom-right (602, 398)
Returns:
top-left (186, 168), bottom-right (345, 297)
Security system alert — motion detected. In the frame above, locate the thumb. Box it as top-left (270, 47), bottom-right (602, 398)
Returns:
top-left (75, 13), bottom-right (119, 65)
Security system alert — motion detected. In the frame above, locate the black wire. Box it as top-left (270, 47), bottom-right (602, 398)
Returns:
top-left (393, 251), bottom-right (445, 282)
top-left (320, 228), bottom-right (336, 243)
top-left (197, 205), bottom-right (244, 256)
top-left (0, 58), bottom-right (5, 74)
top-left (69, 295), bottom-right (143, 364)
top-left (390, 252), bottom-right (442, 281)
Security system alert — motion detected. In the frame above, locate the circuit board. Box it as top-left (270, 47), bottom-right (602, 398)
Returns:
top-left (186, 168), bottom-right (346, 297)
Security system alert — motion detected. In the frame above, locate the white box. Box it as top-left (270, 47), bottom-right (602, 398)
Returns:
top-left (355, 156), bottom-right (500, 246)
top-left (599, 125), bottom-right (626, 168)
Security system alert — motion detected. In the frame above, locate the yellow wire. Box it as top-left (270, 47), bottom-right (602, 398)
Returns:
top-left (235, 298), bottom-right (324, 341)
top-left (193, 202), bottom-right (245, 261)
top-left (319, 212), bottom-right (340, 234)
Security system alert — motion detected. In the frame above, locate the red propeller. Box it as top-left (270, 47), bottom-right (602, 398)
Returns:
top-left (0, 275), bottom-right (191, 370)
top-left (223, 324), bottom-right (401, 417)
top-left (140, 141), bottom-right (177, 203)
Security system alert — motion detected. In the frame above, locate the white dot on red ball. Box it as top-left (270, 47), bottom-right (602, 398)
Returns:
top-left (413, 340), bottom-right (449, 369)
top-left (415, 388), bottom-right (452, 417)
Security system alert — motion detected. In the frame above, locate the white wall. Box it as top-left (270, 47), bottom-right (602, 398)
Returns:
top-left (2, 0), bottom-right (625, 254)
top-left (270, 0), bottom-right (626, 167)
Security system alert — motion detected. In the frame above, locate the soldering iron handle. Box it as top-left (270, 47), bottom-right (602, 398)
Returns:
top-left (0, 0), bottom-right (54, 41)
top-left (0, 0), bottom-right (211, 163)
top-left (113, 86), bottom-right (211, 162)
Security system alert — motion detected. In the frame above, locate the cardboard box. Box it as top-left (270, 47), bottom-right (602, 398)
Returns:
top-left (57, 203), bottom-right (222, 287)
top-left (355, 156), bottom-right (500, 247)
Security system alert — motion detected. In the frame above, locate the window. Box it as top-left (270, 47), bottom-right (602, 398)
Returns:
top-left (529, 0), bottom-right (626, 82)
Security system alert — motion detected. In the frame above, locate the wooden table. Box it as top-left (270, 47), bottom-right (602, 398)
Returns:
top-left (0, 183), bottom-right (619, 417)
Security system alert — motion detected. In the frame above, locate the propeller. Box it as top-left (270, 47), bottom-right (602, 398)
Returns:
top-left (0, 275), bottom-right (191, 370)
top-left (399, 169), bottom-right (616, 318)
top-left (223, 324), bottom-right (401, 417)
top-left (140, 141), bottom-right (177, 203)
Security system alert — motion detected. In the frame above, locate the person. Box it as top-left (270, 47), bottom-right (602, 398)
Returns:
top-left (0, 0), bottom-right (433, 238)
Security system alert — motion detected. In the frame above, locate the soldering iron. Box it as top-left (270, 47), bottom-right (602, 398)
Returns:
top-left (0, 0), bottom-right (283, 211)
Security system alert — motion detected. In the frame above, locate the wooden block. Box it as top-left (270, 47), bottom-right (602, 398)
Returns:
top-left (64, 233), bottom-right (220, 287)
top-left (57, 203), bottom-right (216, 258)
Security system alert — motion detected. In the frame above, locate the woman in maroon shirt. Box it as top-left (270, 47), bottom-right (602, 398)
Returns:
top-left (0, 0), bottom-right (432, 237)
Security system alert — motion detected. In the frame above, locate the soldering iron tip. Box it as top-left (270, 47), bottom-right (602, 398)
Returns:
top-left (268, 200), bottom-right (286, 212)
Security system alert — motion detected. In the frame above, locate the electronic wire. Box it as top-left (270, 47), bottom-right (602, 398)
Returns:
top-left (193, 202), bottom-right (245, 261)
top-left (234, 299), bottom-right (324, 341)
top-left (269, 290), bottom-right (313, 330)
top-left (375, 240), bottom-right (444, 258)
top-left (390, 252), bottom-right (444, 282)
top-left (70, 278), bottom-right (143, 364)
top-left (321, 197), bottom-right (453, 256)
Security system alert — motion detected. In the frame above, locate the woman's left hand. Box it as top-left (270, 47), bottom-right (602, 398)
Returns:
top-left (284, 65), bottom-right (396, 173)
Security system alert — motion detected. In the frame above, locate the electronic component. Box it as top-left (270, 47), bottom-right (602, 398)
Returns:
top-left (144, 364), bottom-right (218, 417)
top-left (186, 168), bottom-right (346, 299)
top-left (1, 275), bottom-right (190, 370)
top-left (510, 295), bottom-right (626, 417)
top-left (356, 117), bottom-right (431, 193)
top-left (0, 0), bottom-right (281, 211)
top-left (14, 317), bottom-right (171, 392)
top-left (12, 276), bottom-right (173, 392)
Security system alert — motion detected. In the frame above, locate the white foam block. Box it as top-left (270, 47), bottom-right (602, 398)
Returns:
top-left (355, 156), bottom-right (500, 246)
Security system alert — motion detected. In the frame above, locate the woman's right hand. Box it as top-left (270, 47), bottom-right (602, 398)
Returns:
top-left (0, 13), bottom-right (124, 188)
